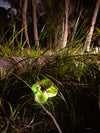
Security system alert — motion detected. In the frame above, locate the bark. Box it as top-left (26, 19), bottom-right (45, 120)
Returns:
top-left (62, 0), bottom-right (69, 48)
top-left (85, 0), bottom-right (100, 52)
top-left (0, 57), bottom-right (46, 79)
top-left (22, 0), bottom-right (31, 49)
top-left (32, 0), bottom-right (39, 49)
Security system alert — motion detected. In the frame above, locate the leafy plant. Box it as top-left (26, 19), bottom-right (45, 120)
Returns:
top-left (31, 78), bottom-right (58, 103)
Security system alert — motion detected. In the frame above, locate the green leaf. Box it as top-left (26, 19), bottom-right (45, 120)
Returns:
top-left (35, 91), bottom-right (48, 103)
top-left (31, 84), bottom-right (39, 93)
top-left (7, 102), bottom-right (13, 119)
top-left (95, 27), bottom-right (100, 33)
top-left (47, 86), bottom-right (58, 97)
top-left (39, 79), bottom-right (53, 90)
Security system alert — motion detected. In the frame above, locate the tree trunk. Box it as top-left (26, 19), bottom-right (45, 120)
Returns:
top-left (85, 0), bottom-right (100, 52)
top-left (22, 0), bottom-right (31, 49)
top-left (62, 0), bottom-right (69, 48)
top-left (32, 0), bottom-right (39, 49)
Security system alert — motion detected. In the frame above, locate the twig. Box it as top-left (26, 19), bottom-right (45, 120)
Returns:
top-left (19, 122), bottom-right (42, 131)
top-left (40, 103), bottom-right (63, 133)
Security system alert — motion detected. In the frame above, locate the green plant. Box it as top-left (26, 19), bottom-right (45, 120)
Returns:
top-left (0, 25), bottom-right (26, 57)
top-left (9, 73), bottom-right (62, 133)
top-left (31, 78), bottom-right (58, 103)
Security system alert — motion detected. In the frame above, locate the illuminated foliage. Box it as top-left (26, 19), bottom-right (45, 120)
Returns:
top-left (31, 78), bottom-right (58, 103)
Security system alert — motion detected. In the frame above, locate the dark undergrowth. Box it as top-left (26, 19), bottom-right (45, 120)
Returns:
top-left (0, 53), bottom-right (100, 133)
